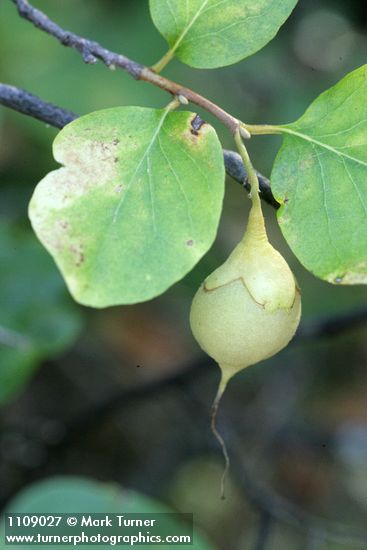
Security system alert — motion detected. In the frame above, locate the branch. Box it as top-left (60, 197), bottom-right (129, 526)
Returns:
top-left (0, 83), bottom-right (76, 128)
top-left (223, 150), bottom-right (279, 209)
top-left (227, 424), bottom-right (367, 548)
top-left (8, 0), bottom-right (280, 205)
top-left (0, 82), bottom-right (278, 207)
top-left (11, 0), bottom-right (239, 133)
top-left (296, 306), bottom-right (367, 339)
top-left (253, 511), bottom-right (272, 550)
top-left (11, 0), bottom-right (143, 77)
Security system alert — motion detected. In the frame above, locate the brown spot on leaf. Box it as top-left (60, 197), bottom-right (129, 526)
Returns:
top-left (58, 220), bottom-right (69, 230)
top-left (186, 239), bottom-right (194, 247)
top-left (190, 114), bottom-right (206, 136)
top-left (300, 157), bottom-right (316, 171)
top-left (113, 138), bottom-right (120, 145)
top-left (70, 245), bottom-right (85, 267)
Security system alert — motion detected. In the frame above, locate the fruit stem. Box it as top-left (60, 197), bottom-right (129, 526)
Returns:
top-left (211, 367), bottom-right (233, 500)
top-left (234, 128), bottom-right (267, 243)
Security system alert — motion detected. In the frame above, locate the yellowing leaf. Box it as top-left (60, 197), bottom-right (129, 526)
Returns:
top-left (29, 107), bottom-right (225, 307)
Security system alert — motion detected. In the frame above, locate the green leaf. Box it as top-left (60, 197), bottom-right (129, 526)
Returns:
top-left (0, 221), bottom-right (82, 405)
top-left (271, 65), bottom-right (367, 285)
top-left (150, 0), bottom-right (297, 69)
top-left (1, 476), bottom-right (217, 550)
top-left (29, 107), bottom-right (225, 307)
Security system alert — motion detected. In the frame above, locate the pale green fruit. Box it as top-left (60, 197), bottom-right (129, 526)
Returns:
top-left (190, 275), bottom-right (301, 377)
top-left (190, 201), bottom-right (301, 387)
top-left (192, 132), bottom-right (302, 498)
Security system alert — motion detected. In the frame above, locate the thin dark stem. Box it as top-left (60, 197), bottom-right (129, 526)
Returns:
top-left (295, 306), bottom-right (367, 339)
top-left (11, 0), bottom-right (143, 78)
top-left (0, 83), bottom-right (277, 205)
top-left (306, 529), bottom-right (324, 550)
top-left (227, 425), bottom-right (367, 548)
top-left (11, 0), bottom-right (238, 132)
top-left (253, 511), bottom-right (272, 550)
top-left (139, 68), bottom-right (239, 132)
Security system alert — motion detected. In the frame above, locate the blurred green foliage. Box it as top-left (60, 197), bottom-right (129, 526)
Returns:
top-left (0, 476), bottom-right (215, 550)
top-left (0, 221), bottom-right (82, 404)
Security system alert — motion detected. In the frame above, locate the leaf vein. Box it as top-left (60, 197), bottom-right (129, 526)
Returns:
top-left (341, 156), bottom-right (367, 218)
top-left (147, 153), bottom-right (157, 233)
top-left (112, 109), bottom-right (170, 224)
top-left (282, 128), bottom-right (367, 169)
top-left (161, 127), bottom-right (210, 183)
top-left (168, 0), bottom-right (209, 54)
top-left (315, 118), bottom-right (367, 139)
top-left (166, 0), bottom-right (179, 32)
top-left (157, 135), bottom-right (194, 235)
top-left (312, 144), bottom-right (343, 264)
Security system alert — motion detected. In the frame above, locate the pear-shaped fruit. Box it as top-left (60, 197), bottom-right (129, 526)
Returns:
top-left (190, 189), bottom-right (301, 392)
top-left (190, 131), bottom-right (302, 498)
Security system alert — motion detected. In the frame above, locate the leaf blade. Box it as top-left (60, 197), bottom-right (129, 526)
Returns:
top-left (150, 0), bottom-right (297, 69)
top-left (271, 65), bottom-right (367, 284)
top-left (2, 476), bottom-right (216, 550)
top-left (29, 107), bottom-right (225, 307)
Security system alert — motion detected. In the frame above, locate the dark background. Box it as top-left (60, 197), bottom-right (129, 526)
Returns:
top-left (1, 1), bottom-right (367, 548)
